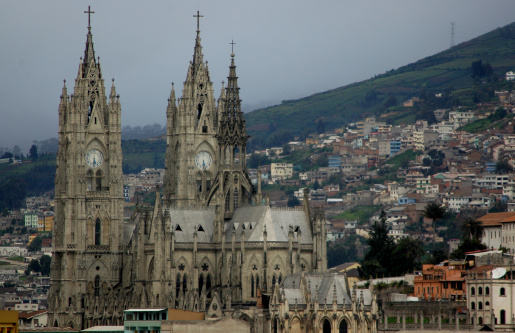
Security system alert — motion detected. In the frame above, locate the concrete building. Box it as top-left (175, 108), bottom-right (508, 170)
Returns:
top-left (271, 163), bottom-right (293, 180)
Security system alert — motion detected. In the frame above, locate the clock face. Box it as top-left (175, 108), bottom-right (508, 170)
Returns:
top-left (195, 151), bottom-right (212, 170)
top-left (86, 149), bottom-right (103, 168)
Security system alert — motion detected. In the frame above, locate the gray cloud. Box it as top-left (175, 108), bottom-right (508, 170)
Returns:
top-left (1, 0), bottom-right (515, 152)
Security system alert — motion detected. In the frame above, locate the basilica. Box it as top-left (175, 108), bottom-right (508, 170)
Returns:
top-left (49, 11), bottom-right (328, 330)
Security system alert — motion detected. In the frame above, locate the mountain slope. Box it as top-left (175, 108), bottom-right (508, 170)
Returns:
top-left (244, 22), bottom-right (515, 147)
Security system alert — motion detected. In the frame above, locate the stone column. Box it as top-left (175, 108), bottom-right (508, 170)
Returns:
top-left (420, 314), bottom-right (424, 330)
top-left (402, 313), bottom-right (406, 330)
top-left (438, 312), bottom-right (442, 330)
top-left (456, 313), bottom-right (460, 330)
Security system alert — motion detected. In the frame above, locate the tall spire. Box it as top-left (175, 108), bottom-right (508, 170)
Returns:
top-left (192, 11), bottom-right (204, 76)
top-left (83, 6), bottom-right (96, 66)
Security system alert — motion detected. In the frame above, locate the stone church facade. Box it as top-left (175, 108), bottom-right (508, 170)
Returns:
top-left (49, 12), bottom-right (327, 330)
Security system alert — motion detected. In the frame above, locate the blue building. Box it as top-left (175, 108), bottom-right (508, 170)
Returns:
top-left (485, 162), bottom-right (496, 173)
top-left (398, 196), bottom-right (416, 205)
top-left (328, 155), bottom-right (341, 169)
top-left (390, 140), bottom-right (401, 155)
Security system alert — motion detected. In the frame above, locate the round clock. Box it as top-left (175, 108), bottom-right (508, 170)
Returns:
top-left (86, 149), bottom-right (103, 168)
top-left (195, 151), bottom-right (212, 170)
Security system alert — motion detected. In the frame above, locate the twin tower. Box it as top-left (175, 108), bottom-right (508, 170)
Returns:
top-left (50, 10), bottom-right (326, 329)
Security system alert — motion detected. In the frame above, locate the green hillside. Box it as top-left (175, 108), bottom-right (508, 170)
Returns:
top-left (244, 22), bottom-right (515, 147)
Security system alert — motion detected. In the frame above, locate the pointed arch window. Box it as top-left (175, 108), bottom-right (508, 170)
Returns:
top-left (176, 273), bottom-right (181, 298)
top-left (87, 170), bottom-right (94, 191)
top-left (206, 274), bottom-right (212, 298)
top-left (339, 320), bottom-right (348, 333)
top-left (225, 192), bottom-right (231, 212)
top-left (95, 170), bottom-right (103, 191)
top-left (95, 218), bottom-right (101, 245)
top-left (251, 275), bottom-right (255, 298)
top-left (233, 188), bottom-right (239, 210)
top-left (183, 274), bottom-right (188, 292)
top-left (197, 104), bottom-right (203, 120)
top-left (94, 275), bottom-right (100, 297)
top-left (199, 274), bottom-right (204, 297)
top-left (233, 147), bottom-right (240, 165)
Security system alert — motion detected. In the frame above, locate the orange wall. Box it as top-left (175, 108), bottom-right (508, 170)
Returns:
top-left (168, 309), bottom-right (205, 321)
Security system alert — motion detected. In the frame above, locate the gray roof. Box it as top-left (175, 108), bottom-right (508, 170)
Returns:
top-left (224, 206), bottom-right (313, 244)
top-left (167, 208), bottom-right (216, 243)
top-left (123, 222), bottom-right (137, 246)
top-left (281, 273), bottom-right (372, 306)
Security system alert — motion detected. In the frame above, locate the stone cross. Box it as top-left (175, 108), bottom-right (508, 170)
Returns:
top-left (194, 11), bottom-right (203, 32)
top-left (84, 6), bottom-right (95, 29)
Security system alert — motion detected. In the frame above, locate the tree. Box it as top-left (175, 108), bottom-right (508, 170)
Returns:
top-left (423, 201), bottom-right (447, 252)
top-left (383, 95), bottom-right (398, 109)
top-left (461, 218), bottom-right (484, 241)
top-left (4, 281), bottom-right (15, 288)
top-left (28, 259), bottom-right (41, 274)
top-left (281, 143), bottom-right (291, 156)
top-left (496, 160), bottom-right (513, 174)
top-left (360, 211), bottom-right (395, 278)
top-left (29, 144), bottom-right (38, 162)
top-left (287, 196), bottom-right (301, 207)
top-left (316, 119), bottom-right (325, 134)
top-left (450, 237), bottom-right (486, 259)
top-left (391, 237), bottom-right (424, 274)
top-left (39, 255), bottom-right (51, 276)
top-left (313, 179), bottom-right (321, 190)
top-left (316, 155), bottom-right (328, 167)
top-left (28, 236), bottom-right (43, 252)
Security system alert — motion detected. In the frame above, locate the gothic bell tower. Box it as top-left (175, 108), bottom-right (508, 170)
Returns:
top-left (213, 50), bottom-right (254, 218)
top-left (50, 7), bottom-right (124, 329)
top-left (163, 12), bottom-right (220, 207)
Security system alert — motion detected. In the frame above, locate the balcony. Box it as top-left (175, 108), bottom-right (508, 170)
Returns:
top-left (86, 245), bottom-right (110, 252)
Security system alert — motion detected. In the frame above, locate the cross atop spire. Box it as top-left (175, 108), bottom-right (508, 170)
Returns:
top-left (193, 10), bottom-right (203, 33)
top-left (84, 6), bottom-right (95, 30)
top-left (230, 40), bottom-right (236, 56)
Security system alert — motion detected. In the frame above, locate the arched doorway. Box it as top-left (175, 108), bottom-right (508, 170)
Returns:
top-left (339, 319), bottom-right (348, 333)
top-left (322, 318), bottom-right (331, 333)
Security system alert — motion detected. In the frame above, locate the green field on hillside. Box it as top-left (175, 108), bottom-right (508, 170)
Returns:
top-left (245, 23), bottom-right (515, 147)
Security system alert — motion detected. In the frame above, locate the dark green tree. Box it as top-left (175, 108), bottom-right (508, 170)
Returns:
top-left (461, 218), bottom-right (484, 241)
top-left (496, 160), bottom-right (513, 174)
top-left (29, 144), bottom-right (38, 162)
top-left (316, 119), bottom-right (325, 134)
top-left (39, 255), bottom-right (51, 276)
top-left (313, 179), bottom-right (321, 190)
top-left (391, 237), bottom-right (424, 274)
top-left (28, 236), bottom-right (43, 252)
top-left (383, 95), bottom-right (398, 109)
top-left (28, 259), bottom-right (41, 273)
top-left (423, 201), bottom-right (447, 252)
top-left (450, 238), bottom-right (486, 259)
top-left (316, 155), bottom-right (328, 167)
top-left (287, 196), bottom-right (301, 207)
top-left (360, 211), bottom-right (395, 278)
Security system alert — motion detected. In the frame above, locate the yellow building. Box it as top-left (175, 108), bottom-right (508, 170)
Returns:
top-left (44, 213), bottom-right (54, 232)
top-left (305, 138), bottom-right (319, 146)
top-left (37, 215), bottom-right (44, 232)
top-left (0, 310), bottom-right (18, 333)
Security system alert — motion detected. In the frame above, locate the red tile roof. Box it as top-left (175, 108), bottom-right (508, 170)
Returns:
top-left (478, 212), bottom-right (515, 226)
top-left (18, 310), bottom-right (47, 319)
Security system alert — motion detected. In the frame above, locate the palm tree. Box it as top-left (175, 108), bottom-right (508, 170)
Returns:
top-left (461, 218), bottom-right (484, 241)
top-left (423, 201), bottom-right (447, 252)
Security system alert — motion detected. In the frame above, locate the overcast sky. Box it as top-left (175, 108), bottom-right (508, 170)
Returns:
top-left (2, 1), bottom-right (515, 152)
